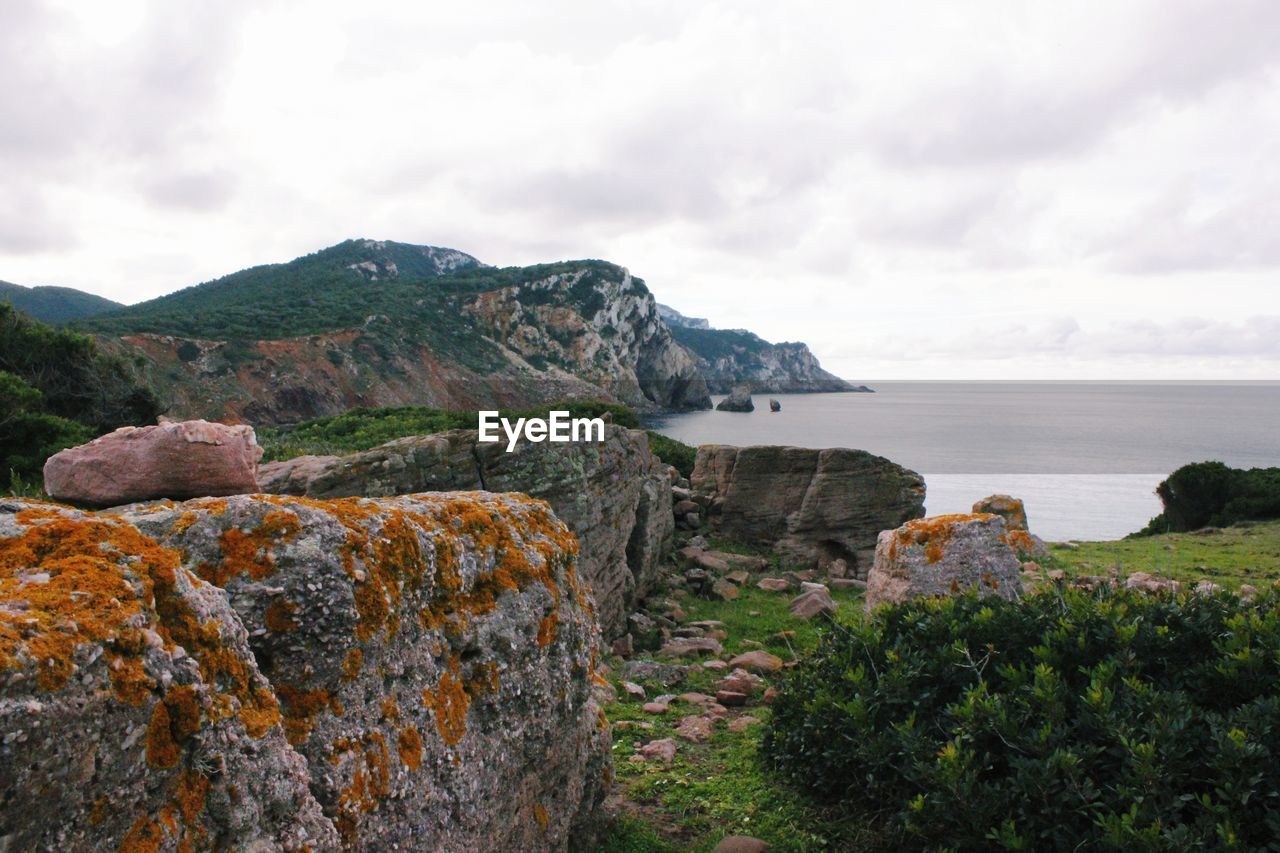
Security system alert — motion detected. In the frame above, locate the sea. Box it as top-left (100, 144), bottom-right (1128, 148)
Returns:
top-left (644, 382), bottom-right (1280, 542)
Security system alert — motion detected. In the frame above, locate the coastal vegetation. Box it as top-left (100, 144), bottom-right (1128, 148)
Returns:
top-left (1135, 461), bottom-right (1280, 535)
top-left (764, 586), bottom-right (1280, 850)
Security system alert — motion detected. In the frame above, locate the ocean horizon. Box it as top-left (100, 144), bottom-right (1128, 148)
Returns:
top-left (647, 381), bottom-right (1280, 541)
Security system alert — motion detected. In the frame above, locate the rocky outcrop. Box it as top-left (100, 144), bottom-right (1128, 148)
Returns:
top-left (655, 303), bottom-right (710, 330)
top-left (1, 491), bottom-right (609, 850)
top-left (716, 384), bottom-right (755, 413)
top-left (43, 419), bottom-right (262, 507)
top-left (865, 513), bottom-right (1024, 610)
top-left (668, 326), bottom-right (868, 394)
top-left (690, 445), bottom-right (925, 576)
top-left (0, 499), bottom-right (336, 850)
top-left (258, 424), bottom-right (673, 639)
top-left (972, 494), bottom-right (1049, 560)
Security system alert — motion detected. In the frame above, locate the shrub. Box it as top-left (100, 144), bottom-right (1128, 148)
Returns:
top-left (763, 587), bottom-right (1280, 850)
top-left (647, 432), bottom-right (696, 478)
top-left (1136, 461), bottom-right (1280, 535)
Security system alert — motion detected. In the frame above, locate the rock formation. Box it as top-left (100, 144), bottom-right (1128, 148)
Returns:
top-left (43, 420), bottom-right (262, 507)
top-left (715, 385), bottom-right (755, 413)
top-left (258, 424), bottom-right (673, 639)
top-left (865, 513), bottom-right (1024, 610)
top-left (668, 325), bottom-right (865, 394)
top-left (0, 491), bottom-right (609, 850)
top-left (690, 445), bottom-right (925, 576)
top-left (972, 494), bottom-right (1049, 560)
top-left (769, 398), bottom-right (781, 412)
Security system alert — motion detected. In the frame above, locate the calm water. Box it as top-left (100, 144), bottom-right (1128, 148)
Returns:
top-left (646, 382), bottom-right (1280, 541)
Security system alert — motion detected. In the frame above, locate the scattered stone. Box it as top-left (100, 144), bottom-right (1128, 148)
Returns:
top-left (613, 720), bottom-right (654, 732)
top-left (728, 716), bottom-right (761, 733)
top-left (763, 686), bottom-right (779, 704)
top-left (715, 835), bottom-right (770, 853)
top-left (639, 739), bottom-right (677, 764)
top-left (688, 620), bottom-right (726, 629)
top-left (642, 702), bottom-right (669, 715)
top-left (702, 660), bottom-right (729, 672)
top-left (769, 631), bottom-right (796, 642)
top-left (704, 703), bottom-right (731, 720)
top-left (679, 692), bottom-right (713, 706)
top-left (1195, 580), bottom-right (1224, 596)
top-left (1240, 584), bottom-right (1259, 600)
top-left (739, 639), bottom-right (763, 649)
top-left (1124, 572), bottom-right (1180, 594)
top-left (659, 637), bottom-right (724, 659)
top-left (827, 558), bottom-right (849, 578)
top-left (720, 669), bottom-right (765, 695)
top-left (829, 577), bottom-right (866, 591)
top-left (43, 419), bottom-right (263, 506)
top-left (674, 499), bottom-right (700, 516)
top-left (729, 651), bottom-right (784, 673)
top-left (621, 660), bottom-right (688, 688)
top-left (757, 577), bottom-right (792, 592)
top-left (715, 690), bottom-right (749, 707)
top-left (628, 612), bottom-right (663, 652)
top-left (709, 579), bottom-right (740, 601)
top-left (676, 715), bottom-right (715, 743)
top-left (622, 682), bottom-right (647, 700)
top-left (769, 398), bottom-right (782, 412)
top-left (716, 384), bottom-right (755, 412)
top-left (726, 570), bottom-right (751, 586)
top-left (612, 633), bottom-right (634, 658)
top-left (865, 514), bottom-right (1024, 610)
top-left (790, 586), bottom-right (837, 620)
top-left (674, 626), bottom-right (707, 638)
top-left (688, 535), bottom-right (709, 549)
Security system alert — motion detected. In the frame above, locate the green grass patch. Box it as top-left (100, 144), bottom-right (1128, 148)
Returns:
top-left (1045, 520), bottom-right (1280, 589)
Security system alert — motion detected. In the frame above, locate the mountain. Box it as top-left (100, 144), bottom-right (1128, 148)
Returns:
top-left (668, 325), bottom-right (868, 394)
top-left (0, 280), bottom-right (123, 324)
top-left (81, 240), bottom-right (711, 424)
top-left (656, 303), bottom-right (710, 330)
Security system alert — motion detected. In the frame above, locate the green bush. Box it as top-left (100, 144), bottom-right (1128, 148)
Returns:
top-left (646, 431), bottom-right (696, 478)
top-left (258, 400), bottom-right (638, 461)
top-left (1136, 461), bottom-right (1280, 535)
top-left (763, 587), bottom-right (1280, 850)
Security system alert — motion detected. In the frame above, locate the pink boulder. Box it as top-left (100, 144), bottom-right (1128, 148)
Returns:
top-left (43, 419), bottom-right (263, 506)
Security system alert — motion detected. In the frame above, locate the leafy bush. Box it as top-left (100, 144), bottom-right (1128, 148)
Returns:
top-left (258, 400), bottom-right (638, 461)
top-left (1136, 461), bottom-right (1280, 535)
top-left (647, 432), bottom-right (696, 478)
top-left (0, 304), bottom-right (159, 481)
top-left (764, 587), bottom-right (1280, 850)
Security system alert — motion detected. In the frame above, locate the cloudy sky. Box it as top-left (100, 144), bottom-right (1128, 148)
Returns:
top-left (3, 0), bottom-right (1279, 379)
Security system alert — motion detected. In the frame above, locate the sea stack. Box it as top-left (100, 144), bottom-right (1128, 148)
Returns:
top-left (769, 398), bottom-right (781, 412)
top-left (716, 384), bottom-right (755, 412)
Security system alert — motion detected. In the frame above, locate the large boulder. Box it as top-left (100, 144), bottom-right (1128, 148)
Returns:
top-left (43, 419), bottom-right (262, 507)
top-left (0, 492), bottom-right (610, 851)
top-left (865, 513), bottom-right (1024, 610)
top-left (0, 499), bottom-right (336, 850)
top-left (972, 494), bottom-right (1049, 560)
top-left (691, 445), bottom-right (925, 576)
top-left (257, 425), bottom-right (673, 639)
top-left (715, 384), bottom-right (755, 412)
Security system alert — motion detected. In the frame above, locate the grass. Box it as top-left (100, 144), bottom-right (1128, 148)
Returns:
top-left (599, 556), bottom-right (874, 852)
top-left (1045, 520), bottom-right (1280, 590)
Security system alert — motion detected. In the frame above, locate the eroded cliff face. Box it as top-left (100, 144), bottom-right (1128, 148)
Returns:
top-left (669, 327), bottom-right (865, 394)
top-left (257, 424), bottom-right (675, 640)
top-left (0, 493), bottom-right (610, 851)
top-left (100, 263), bottom-right (710, 425)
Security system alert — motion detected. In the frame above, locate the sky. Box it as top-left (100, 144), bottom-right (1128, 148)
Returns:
top-left (3, 0), bottom-right (1279, 380)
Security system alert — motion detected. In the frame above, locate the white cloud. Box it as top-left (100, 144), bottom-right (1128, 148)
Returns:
top-left (1, 0), bottom-right (1278, 378)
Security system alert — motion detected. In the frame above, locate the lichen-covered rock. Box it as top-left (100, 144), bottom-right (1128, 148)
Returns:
top-left (691, 445), bottom-right (925, 576)
top-left (123, 492), bottom-right (610, 851)
top-left (0, 499), bottom-right (336, 851)
top-left (43, 419), bottom-right (262, 507)
top-left (865, 513), bottom-right (1024, 610)
top-left (972, 494), bottom-right (1049, 560)
top-left (257, 425), bottom-right (673, 639)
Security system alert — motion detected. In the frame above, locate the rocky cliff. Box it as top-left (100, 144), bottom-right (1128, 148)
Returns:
top-left (0, 492), bottom-right (609, 850)
top-left (691, 445), bottom-right (925, 577)
top-left (258, 424), bottom-right (674, 640)
top-left (668, 326), bottom-right (866, 394)
top-left (82, 242), bottom-right (711, 423)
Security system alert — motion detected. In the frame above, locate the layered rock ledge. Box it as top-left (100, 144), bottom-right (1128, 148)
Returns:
top-left (0, 492), bottom-right (609, 851)
top-left (258, 424), bottom-right (672, 640)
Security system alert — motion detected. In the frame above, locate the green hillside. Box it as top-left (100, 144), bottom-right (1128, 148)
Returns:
top-left (669, 325), bottom-right (772, 361)
top-left (0, 280), bottom-right (123, 324)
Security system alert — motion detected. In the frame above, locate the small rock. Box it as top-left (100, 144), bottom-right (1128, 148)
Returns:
top-left (763, 686), bottom-right (779, 704)
top-left (611, 633), bottom-right (634, 658)
top-left (757, 578), bottom-right (791, 592)
top-left (789, 587), bottom-right (837, 620)
top-left (720, 668), bottom-right (764, 695)
top-left (659, 638), bottom-right (724, 659)
top-left (708, 579), bottom-right (739, 601)
top-left (674, 500), bottom-right (700, 516)
top-left (621, 660), bottom-right (688, 687)
top-left (675, 715), bottom-right (715, 743)
top-left (728, 716), bottom-right (761, 733)
top-left (725, 570), bottom-right (751, 586)
top-left (639, 738), bottom-right (677, 764)
top-left (701, 660), bottom-right (729, 672)
top-left (678, 692), bottom-right (713, 706)
top-left (642, 702), bottom-right (669, 715)
top-left (728, 651), bottom-right (784, 673)
top-left (829, 578), bottom-right (865, 591)
top-left (715, 690), bottom-right (749, 707)
top-left (621, 681), bottom-right (646, 700)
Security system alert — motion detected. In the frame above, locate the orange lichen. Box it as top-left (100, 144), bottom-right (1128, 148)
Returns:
top-left (466, 661), bottom-right (500, 696)
top-left (892, 513), bottom-right (997, 564)
top-left (397, 724), bottom-right (423, 771)
top-left (110, 654), bottom-right (155, 706)
top-left (89, 796), bottom-right (110, 826)
top-left (422, 659), bottom-right (470, 746)
top-left (341, 648), bottom-right (364, 680)
top-left (264, 598), bottom-right (299, 633)
top-left (146, 701), bottom-right (180, 769)
top-left (533, 803), bottom-right (549, 832)
top-left (164, 685), bottom-right (202, 740)
top-left (334, 730), bottom-right (393, 847)
top-left (380, 696), bottom-right (400, 722)
top-left (175, 769), bottom-right (210, 826)
top-left (277, 683), bottom-right (332, 745)
top-left (537, 612), bottom-right (559, 647)
top-left (119, 815), bottom-right (164, 853)
top-left (199, 509), bottom-right (302, 586)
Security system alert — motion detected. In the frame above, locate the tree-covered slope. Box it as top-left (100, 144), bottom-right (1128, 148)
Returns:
top-left (0, 280), bottom-right (123, 324)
